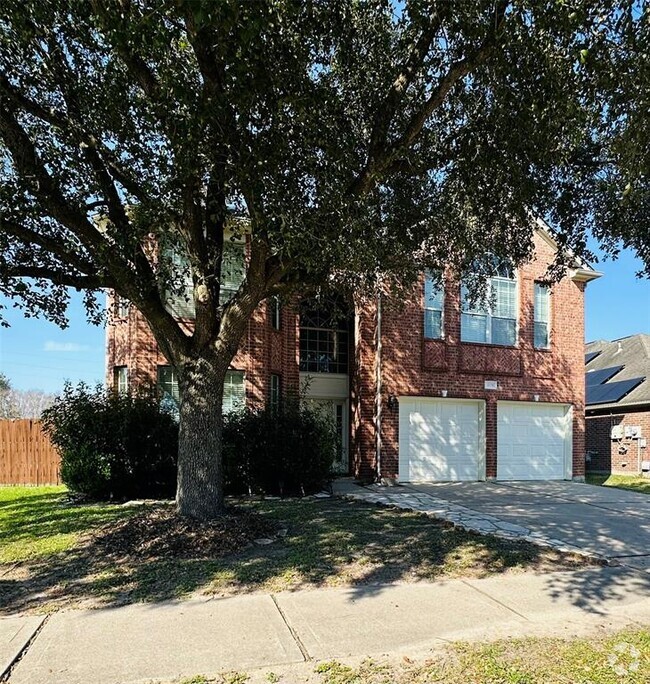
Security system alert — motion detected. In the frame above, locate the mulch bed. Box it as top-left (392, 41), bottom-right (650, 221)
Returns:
top-left (91, 506), bottom-right (278, 561)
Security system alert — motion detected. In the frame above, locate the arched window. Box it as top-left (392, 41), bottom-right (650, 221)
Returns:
top-left (299, 300), bottom-right (350, 374)
top-left (461, 257), bottom-right (518, 346)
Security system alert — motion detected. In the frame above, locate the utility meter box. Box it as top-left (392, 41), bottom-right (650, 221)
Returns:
top-left (624, 425), bottom-right (642, 439)
top-left (641, 460), bottom-right (650, 472)
top-left (611, 425), bottom-right (624, 440)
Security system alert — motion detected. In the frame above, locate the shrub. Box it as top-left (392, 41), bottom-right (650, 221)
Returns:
top-left (42, 383), bottom-right (178, 500)
top-left (223, 399), bottom-right (337, 496)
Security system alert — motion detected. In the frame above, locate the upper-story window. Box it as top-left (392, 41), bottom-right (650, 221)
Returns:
top-left (424, 272), bottom-right (444, 339)
top-left (534, 283), bottom-right (551, 349)
top-left (269, 296), bottom-right (281, 330)
top-left (461, 259), bottom-right (518, 346)
top-left (164, 241), bottom-right (245, 318)
top-left (220, 242), bottom-right (246, 302)
top-left (115, 296), bottom-right (129, 318)
top-left (157, 366), bottom-right (245, 414)
top-left (299, 303), bottom-right (350, 374)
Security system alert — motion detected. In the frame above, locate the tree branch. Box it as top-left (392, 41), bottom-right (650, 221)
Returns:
top-left (0, 219), bottom-right (96, 274)
top-left (2, 265), bottom-right (111, 290)
top-left (368, 6), bottom-right (447, 160)
top-left (348, 0), bottom-right (509, 196)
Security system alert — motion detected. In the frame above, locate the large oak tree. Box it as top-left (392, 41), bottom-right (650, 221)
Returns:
top-left (1, 1), bottom-right (648, 518)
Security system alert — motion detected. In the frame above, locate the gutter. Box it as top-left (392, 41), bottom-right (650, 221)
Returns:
top-left (375, 290), bottom-right (382, 482)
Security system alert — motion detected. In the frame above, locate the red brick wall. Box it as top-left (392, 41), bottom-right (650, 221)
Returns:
top-left (358, 232), bottom-right (587, 481)
top-left (106, 293), bottom-right (300, 407)
top-left (586, 408), bottom-right (650, 474)
top-left (106, 231), bottom-right (589, 482)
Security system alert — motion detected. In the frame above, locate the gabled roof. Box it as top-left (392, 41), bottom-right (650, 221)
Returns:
top-left (585, 334), bottom-right (650, 410)
top-left (534, 220), bottom-right (603, 283)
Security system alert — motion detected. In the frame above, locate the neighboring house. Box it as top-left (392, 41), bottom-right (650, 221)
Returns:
top-left (106, 229), bottom-right (600, 483)
top-left (585, 334), bottom-right (650, 475)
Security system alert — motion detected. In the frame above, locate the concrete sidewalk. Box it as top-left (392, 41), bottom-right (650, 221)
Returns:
top-left (4, 566), bottom-right (650, 684)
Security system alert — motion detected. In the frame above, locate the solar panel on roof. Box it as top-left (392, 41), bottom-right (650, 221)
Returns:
top-left (586, 365), bottom-right (624, 386)
top-left (585, 351), bottom-right (601, 364)
top-left (586, 377), bottom-right (645, 405)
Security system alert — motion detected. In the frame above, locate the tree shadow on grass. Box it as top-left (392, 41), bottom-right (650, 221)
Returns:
top-left (0, 497), bottom-right (597, 615)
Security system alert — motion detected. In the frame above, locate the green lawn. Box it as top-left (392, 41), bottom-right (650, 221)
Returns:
top-left (313, 629), bottom-right (650, 684)
top-left (586, 473), bottom-right (650, 495)
top-left (0, 486), bottom-right (135, 564)
top-left (171, 629), bottom-right (650, 684)
top-left (0, 486), bottom-right (593, 614)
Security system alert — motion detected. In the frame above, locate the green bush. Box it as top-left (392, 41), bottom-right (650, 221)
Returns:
top-left (223, 399), bottom-right (337, 496)
top-left (42, 383), bottom-right (178, 500)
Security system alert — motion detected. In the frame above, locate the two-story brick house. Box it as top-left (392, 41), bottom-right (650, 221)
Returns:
top-left (106, 228), bottom-right (600, 483)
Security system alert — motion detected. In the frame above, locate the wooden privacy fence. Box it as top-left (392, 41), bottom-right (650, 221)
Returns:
top-left (0, 420), bottom-right (61, 485)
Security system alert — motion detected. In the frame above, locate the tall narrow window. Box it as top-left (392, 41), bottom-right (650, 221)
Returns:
top-left (423, 273), bottom-right (444, 339)
top-left (220, 242), bottom-right (246, 303)
top-left (269, 373), bottom-right (281, 409)
top-left (114, 366), bottom-right (128, 394)
top-left (269, 296), bottom-right (281, 330)
top-left (157, 365), bottom-right (180, 405)
top-left (223, 370), bottom-right (245, 414)
top-left (115, 295), bottom-right (129, 318)
top-left (534, 283), bottom-right (551, 349)
top-left (461, 259), bottom-right (518, 346)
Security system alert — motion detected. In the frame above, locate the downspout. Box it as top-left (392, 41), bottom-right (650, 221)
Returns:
top-left (375, 290), bottom-right (382, 483)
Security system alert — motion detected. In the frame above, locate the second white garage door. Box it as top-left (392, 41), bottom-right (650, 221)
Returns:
top-left (497, 401), bottom-right (572, 480)
top-left (398, 398), bottom-right (485, 482)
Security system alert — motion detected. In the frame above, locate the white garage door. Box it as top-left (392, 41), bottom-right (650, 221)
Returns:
top-left (398, 399), bottom-right (485, 482)
top-left (497, 402), bottom-right (572, 480)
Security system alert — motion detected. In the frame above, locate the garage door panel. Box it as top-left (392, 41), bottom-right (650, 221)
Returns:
top-left (399, 399), bottom-right (483, 482)
top-left (497, 402), bottom-right (570, 481)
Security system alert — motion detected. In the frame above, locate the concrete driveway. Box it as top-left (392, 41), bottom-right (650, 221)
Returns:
top-left (408, 481), bottom-right (650, 571)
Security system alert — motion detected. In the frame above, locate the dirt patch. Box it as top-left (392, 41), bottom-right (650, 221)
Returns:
top-left (92, 506), bottom-right (278, 561)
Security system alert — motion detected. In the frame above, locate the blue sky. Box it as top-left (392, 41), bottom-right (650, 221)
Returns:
top-left (0, 243), bottom-right (648, 393)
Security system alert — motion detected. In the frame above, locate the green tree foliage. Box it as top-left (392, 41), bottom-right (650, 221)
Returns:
top-left (1, 1), bottom-right (648, 516)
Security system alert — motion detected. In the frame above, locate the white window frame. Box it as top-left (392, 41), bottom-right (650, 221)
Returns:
top-left (223, 370), bottom-right (245, 414)
top-left (114, 366), bottom-right (128, 394)
top-left (461, 262), bottom-right (519, 347)
top-left (423, 272), bottom-right (444, 340)
top-left (157, 365), bottom-right (180, 405)
top-left (534, 282), bottom-right (551, 349)
top-left (115, 295), bottom-right (129, 318)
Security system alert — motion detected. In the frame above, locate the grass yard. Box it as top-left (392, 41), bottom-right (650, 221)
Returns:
top-left (171, 628), bottom-right (650, 684)
top-left (0, 486), bottom-right (135, 564)
top-left (0, 486), bottom-right (594, 615)
top-left (586, 473), bottom-right (650, 495)
top-left (312, 629), bottom-right (650, 684)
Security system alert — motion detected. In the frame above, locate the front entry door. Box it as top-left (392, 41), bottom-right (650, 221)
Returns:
top-left (309, 399), bottom-right (349, 473)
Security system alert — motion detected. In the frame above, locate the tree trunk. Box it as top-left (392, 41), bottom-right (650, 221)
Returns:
top-left (175, 354), bottom-right (228, 519)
